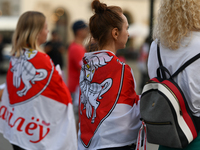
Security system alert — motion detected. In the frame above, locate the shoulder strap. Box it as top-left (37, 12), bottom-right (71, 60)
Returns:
top-left (171, 53), bottom-right (200, 78)
top-left (157, 44), bottom-right (200, 79)
top-left (157, 44), bottom-right (167, 79)
top-left (157, 44), bottom-right (163, 67)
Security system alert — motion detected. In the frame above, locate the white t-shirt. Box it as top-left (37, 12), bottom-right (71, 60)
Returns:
top-left (148, 31), bottom-right (200, 117)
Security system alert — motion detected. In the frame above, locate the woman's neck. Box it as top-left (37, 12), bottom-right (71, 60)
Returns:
top-left (101, 42), bottom-right (116, 54)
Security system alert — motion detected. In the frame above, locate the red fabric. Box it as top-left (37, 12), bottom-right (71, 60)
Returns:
top-left (118, 64), bottom-right (139, 106)
top-left (7, 51), bottom-right (72, 106)
top-left (162, 80), bottom-right (197, 139)
top-left (79, 51), bottom-right (139, 147)
top-left (0, 49), bottom-right (77, 150)
top-left (67, 42), bottom-right (85, 93)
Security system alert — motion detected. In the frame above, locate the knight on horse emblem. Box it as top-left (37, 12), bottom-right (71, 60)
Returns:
top-left (10, 49), bottom-right (47, 97)
top-left (79, 52), bottom-right (113, 123)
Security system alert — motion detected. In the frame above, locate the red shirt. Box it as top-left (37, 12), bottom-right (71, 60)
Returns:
top-left (67, 42), bottom-right (85, 93)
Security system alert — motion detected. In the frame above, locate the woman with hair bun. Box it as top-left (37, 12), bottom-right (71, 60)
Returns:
top-left (148, 0), bottom-right (200, 150)
top-left (78, 0), bottom-right (141, 149)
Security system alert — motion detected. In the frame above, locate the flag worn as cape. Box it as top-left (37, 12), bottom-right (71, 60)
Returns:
top-left (78, 50), bottom-right (142, 150)
top-left (0, 49), bottom-right (77, 150)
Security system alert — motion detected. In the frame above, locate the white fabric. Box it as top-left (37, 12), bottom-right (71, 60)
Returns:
top-left (55, 64), bottom-right (62, 76)
top-left (78, 103), bottom-right (141, 150)
top-left (78, 50), bottom-right (141, 149)
top-left (0, 86), bottom-right (77, 150)
top-left (0, 83), bottom-right (5, 90)
top-left (73, 85), bottom-right (80, 107)
top-left (148, 31), bottom-right (200, 117)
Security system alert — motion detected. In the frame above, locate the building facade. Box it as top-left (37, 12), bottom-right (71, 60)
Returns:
top-left (0, 0), bottom-right (160, 48)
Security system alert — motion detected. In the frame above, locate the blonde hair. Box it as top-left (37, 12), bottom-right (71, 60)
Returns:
top-left (153, 0), bottom-right (200, 50)
top-left (11, 11), bottom-right (46, 57)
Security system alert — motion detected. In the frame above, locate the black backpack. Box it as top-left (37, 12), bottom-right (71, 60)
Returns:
top-left (139, 44), bottom-right (200, 148)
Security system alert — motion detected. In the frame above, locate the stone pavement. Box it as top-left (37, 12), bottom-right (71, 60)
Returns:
top-left (0, 133), bottom-right (13, 150)
top-left (0, 59), bottom-right (159, 150)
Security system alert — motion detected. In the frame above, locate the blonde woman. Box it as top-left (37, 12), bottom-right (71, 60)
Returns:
top-left (0, 11), bottom-right (77, 150)
top-left (148, 0), bottom-right (200, 149)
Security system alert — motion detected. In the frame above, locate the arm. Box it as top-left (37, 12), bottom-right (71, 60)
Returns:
top-left (0, 83), bottom-right (5, 101)
top-left (0, 89), bottom-right (4, 101)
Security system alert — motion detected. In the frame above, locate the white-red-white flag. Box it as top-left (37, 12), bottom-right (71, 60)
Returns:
top-left (0, 49), bottom-right (77, 150)
top-left (78, 50), bottom-right (141, 150)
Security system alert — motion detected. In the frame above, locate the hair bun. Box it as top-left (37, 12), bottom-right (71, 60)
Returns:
top-left (92, 0), bottom-right (107, 14)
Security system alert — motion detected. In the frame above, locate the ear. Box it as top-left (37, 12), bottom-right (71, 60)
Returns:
top-left (112, 28), bottom-right (119, 41)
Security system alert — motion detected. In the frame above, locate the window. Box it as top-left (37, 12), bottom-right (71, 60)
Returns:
top-left (0, 0), bottom-right (20, 16)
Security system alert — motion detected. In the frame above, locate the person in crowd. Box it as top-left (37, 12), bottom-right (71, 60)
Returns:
top-left (137, 37), bottom-right (151, 92)
top-left (44, 30), bottom-right (65, 69)
top-left (148, 0), bottom-right (200, 149)
top-left (0, 11), bottom-right (77, 150)
top-left (67, 20), bottom-right (88, 129)
top-left (0, 34), bottom-right (5, 73)
top-left (78, 0), bottom-right (141, 149)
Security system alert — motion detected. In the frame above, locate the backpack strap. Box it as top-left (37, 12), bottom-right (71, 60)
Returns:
top-left (171, 53), bottom-right (200, 78)
top-left (157, 44), bottom-right (168, 79)
top-left (157, 44), bottom-right (162, 67)
top-left (157, 44), bottom-right (200, 79)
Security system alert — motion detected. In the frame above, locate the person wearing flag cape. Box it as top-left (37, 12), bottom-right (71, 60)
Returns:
top-left (0, 11), bottom-right (77, 150)
top-left (78, 0), bottom-right (142, 150)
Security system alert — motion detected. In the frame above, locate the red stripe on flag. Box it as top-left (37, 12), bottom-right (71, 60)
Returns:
top-left (151, 78), bottom-right (159, 82)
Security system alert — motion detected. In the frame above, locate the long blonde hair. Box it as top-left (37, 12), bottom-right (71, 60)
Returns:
top-left (11, 11), bottom-right (46, 57)
top-left (153, 0), bottom-right (200, 50)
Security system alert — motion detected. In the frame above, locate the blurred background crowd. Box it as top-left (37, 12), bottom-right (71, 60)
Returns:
top-left (0, 0), bottom-right (160, 95)
top-left (0, 0), bottom-right (160, 93)
top-left (0, 0), bottom-right (160, 149)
